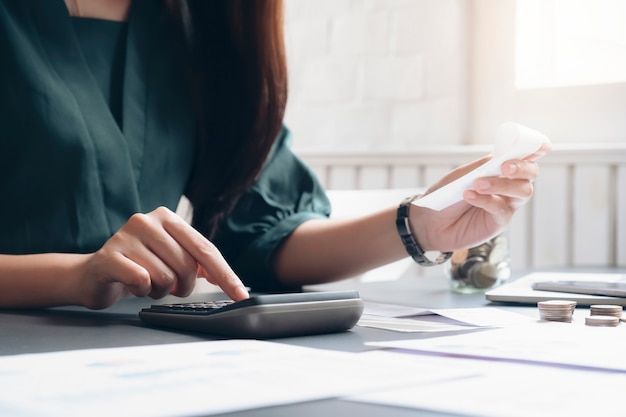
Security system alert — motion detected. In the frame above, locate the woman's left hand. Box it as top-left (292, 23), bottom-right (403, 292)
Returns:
top-left (411, 142), bottom-right (551, 252)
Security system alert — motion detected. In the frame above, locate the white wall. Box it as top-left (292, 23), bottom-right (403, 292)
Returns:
top-left (283, 0), bottom-right (469, 152)
top-left (284, 0), bottom-right (626, 151)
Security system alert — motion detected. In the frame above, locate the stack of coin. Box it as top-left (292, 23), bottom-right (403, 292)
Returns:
top-left (537, 300), bottom-right (577, 322)
top-left (585, 305), bottom-right (623, 327)
top-left (585, 315), bottom-right (620, 327)
top-left (589, 304), bottom-right (623, 318)
top-left (449, 234), bottom-right (510, 291)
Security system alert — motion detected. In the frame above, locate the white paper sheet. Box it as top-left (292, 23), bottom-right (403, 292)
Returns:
top-left (358, 304), bottom-right (533, 332)
top-left (429, 307), bottom-right (535, 327)
top-left (413, 122), bottom-right (549, 211)
top-left (358, 315), bottom-right (476, 332)
top-left (347, 355), bottom-right (626, 417)
top-left (0, 340), bottom-right (470, 417)
top-left (362, 300), bottom-right (431, 317)
top-left (368, 320), bottom-right (626, 372)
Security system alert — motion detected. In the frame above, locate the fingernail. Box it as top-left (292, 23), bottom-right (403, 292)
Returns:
top-left (236, 286), bottom-right (250, 300)
top-left (476, 179), bottom-right (490, 190)
top-left (506, 163), bottom-right (518, 175)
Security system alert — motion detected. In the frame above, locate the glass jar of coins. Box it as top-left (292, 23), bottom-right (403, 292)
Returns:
top-left (447, 232), bottom-right (511, 294)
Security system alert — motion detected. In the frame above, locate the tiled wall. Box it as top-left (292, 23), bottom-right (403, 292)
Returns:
top-left (283, 0), bottom-right (469, 152)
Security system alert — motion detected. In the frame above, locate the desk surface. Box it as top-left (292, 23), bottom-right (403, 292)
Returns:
top-left (0, 263), bottom-right (493, 356)
top-left (2, 267), bottom-right (622, 417)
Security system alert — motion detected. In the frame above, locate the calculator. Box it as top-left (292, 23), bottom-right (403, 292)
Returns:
top-left (138, 290), bottom-right (364, 339)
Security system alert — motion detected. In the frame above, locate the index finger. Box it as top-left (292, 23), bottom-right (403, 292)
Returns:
top-left (163, 215), bottom-right (249, 301)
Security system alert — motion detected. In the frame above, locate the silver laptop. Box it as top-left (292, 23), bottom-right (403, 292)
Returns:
top-left (485, 272), bottom-right (626, 306)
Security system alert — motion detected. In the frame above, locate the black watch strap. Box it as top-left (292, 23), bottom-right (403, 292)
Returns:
top-left (396, 195), bottom-right (452, 266)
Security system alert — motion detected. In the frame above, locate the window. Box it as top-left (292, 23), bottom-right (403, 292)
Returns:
top-left (516, 0), bottom-right (626, 89)
top-left (470, 0), bottom-right (626, 144)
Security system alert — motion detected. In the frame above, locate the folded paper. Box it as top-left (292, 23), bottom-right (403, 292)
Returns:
top-left (413, 122), bottom-right (549, 211)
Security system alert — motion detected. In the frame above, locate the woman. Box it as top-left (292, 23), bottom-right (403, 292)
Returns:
top-left (0, 0), bottom-right (548, 309)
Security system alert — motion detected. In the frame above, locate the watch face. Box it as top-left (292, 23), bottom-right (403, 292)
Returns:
top-left (421, 251), bottom-right (453, 266)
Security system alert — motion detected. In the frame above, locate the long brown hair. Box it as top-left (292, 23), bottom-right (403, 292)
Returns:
top-left (165, 0), bottom-right (288, 238)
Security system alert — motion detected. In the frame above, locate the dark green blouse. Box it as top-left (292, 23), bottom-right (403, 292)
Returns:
top-left (0, 0), bottom-right (330, 291)
top-left (71, 17), bottom-right (128, 128)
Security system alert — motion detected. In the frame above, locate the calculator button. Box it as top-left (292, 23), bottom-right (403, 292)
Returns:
top-left (147, 300), bottom-right (235, 314)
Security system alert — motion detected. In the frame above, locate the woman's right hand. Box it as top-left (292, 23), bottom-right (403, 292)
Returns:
top-left (77, 206), bottom-right (249, 310)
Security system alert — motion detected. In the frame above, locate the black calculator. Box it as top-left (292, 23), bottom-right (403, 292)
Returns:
top-left (139, 290), bottom-right (364, 339)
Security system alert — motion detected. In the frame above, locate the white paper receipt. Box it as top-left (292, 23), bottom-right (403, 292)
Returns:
top-left (413, 122), bottom-right (549, 211)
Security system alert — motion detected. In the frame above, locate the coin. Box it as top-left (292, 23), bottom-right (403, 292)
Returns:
top-left (590, 305), bottom-right (623, 318)
top-left (585, 315), bottom-right (620, 327)
top-left (448, 233), bottom-right (510, 292)
top-left (537, 300), bottom-right (576, 322)
top-left (469, 263), bottom-right (499, 289)
top-left (538, 300), bottom-right (577, 308)
top-left (468, 244), bottom-right (490, 259)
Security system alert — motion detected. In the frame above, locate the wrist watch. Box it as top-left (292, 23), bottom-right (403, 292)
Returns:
top-left (396, 195), bottom-right (452, 266)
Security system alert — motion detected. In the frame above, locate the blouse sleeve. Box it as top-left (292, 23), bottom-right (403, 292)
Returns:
top-left (212, 126), bottom-right (331, 291)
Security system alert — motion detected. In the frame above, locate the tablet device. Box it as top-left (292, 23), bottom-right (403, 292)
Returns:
top-left (139, 290), bottom-right (364, 339)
